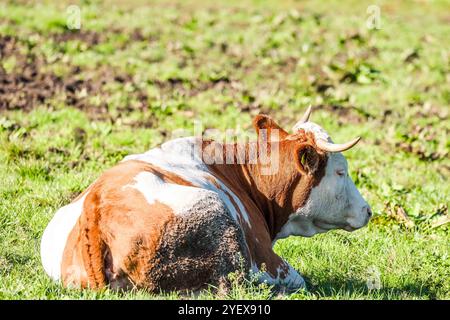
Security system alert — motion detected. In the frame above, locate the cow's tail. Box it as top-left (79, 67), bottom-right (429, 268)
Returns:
top-left (79, 191), bottom-right (108, 289)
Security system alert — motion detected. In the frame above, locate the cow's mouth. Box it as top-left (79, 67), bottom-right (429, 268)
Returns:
top-left (312, 219), bottom-right (341, 231)
top-left (343, 225), bottom-right (357, 232)
top-left (313, 219), bottom-right (357, 232)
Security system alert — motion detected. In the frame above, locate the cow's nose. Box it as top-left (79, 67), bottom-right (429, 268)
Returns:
top-left (363, 205), bottom-right (372, 218)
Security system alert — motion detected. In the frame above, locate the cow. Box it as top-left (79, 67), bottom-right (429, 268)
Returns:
top-left (40, 107), bottom-right (372, 293)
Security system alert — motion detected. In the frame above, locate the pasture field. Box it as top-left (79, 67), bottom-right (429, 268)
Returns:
top-left (0, 0), bottom-right (449, 299)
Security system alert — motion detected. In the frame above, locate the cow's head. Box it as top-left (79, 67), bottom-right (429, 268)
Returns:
top-left (253, 107), bottom-right (371, 239)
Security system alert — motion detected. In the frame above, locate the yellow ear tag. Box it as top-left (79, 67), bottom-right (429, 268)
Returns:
top-left (301, 153), bottom-right (307, 167)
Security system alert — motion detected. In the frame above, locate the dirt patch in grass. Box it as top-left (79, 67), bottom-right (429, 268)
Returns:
top-left (0, 29), bottom-right (291, 124)
top-left (396, 141), bottom-right (447, 162)
top-left (50, 28), bottom-right (156, 49)
top-left (395, 124), bottom-right (449, 161)
top-left (51, 30), bottom-right (104, 46)
top-left (315, 104), bottom-right (371, 124)
top-left (0, 52), bottom-right (100, 114)
top-left (0, 34), bottom-right (67, 112)
top-left (0, 34), bottom-right (151, 123)
top-left (0, 35), bottom-right (18, 57)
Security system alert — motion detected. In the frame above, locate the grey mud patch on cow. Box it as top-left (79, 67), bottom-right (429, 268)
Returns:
top-left (146, 192), bottom-right (250, 293)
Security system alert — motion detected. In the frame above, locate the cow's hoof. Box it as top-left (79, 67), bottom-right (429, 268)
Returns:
top-left (272, 276), bottom-right (307, 295)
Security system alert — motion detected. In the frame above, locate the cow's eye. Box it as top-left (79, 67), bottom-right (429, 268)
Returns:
top-left (336, 170), bottom-right (345, 177)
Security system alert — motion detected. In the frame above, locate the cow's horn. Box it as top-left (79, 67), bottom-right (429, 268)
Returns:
top-left (316, 137), bottom-right (361, 152)
top-left (293, 105), bottom-right (312, 130)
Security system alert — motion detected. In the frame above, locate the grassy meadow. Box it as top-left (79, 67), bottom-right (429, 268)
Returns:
top-left (0, 0), bottom-right (449, 299)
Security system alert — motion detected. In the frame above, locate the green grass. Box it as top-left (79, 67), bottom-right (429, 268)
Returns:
top-left (0, 0), bottom-right (449, 299)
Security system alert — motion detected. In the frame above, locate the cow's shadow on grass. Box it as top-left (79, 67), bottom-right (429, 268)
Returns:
top-left (299, 275), bottom-right (437, 299)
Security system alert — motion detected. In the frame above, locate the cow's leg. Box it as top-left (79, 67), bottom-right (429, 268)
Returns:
top-left (272, 259), bottom-right (306, 293)
top-left (251, 255), bottom-right (306, 293)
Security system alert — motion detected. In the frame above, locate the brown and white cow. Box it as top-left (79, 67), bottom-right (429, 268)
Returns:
top-left (40, 108), bottom-right (372, 292)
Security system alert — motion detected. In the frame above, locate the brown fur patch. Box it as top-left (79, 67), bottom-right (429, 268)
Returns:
top-left (100, 198), bottom-right (176, 290)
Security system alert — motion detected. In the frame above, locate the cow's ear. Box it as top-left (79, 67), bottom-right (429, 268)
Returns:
top-left (253, 114), bottom-right (288, 140)
top-left (294, 144), bottom-right (320, 176)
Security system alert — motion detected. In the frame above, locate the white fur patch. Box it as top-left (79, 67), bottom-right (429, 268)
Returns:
top-left (40, 193), bottom-right (88, 281)
top-left (293, 121), bottom-right (333, 142)
top-left (125, 171), bottom-right (217, 216)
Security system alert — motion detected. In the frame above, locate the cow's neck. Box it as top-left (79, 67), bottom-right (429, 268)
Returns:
top-left (203, 140), bottom-right (319, 240)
